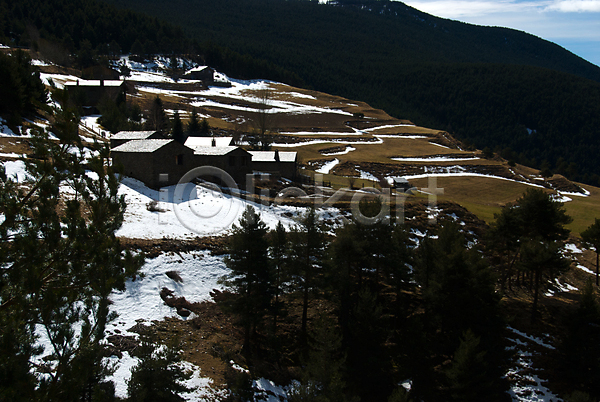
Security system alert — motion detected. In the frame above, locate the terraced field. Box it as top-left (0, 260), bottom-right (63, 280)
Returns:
top-left (27, 56), bottom-right (600, 234)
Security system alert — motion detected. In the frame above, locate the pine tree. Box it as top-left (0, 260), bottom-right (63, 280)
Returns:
top-left (519, 238), bottom-right (571, 321)
top-left (288, 314), bottom-right (352, 402)
top-left (127, 336), bottom-right (191, 402)
top-left (146, 95), bottom-right (167, 134)
top-left (220, 206), bottom-right (273, 352)
top-left (171, 110), bottom-right (185, 143)
top-left (270, 221), bottom-right (288, 333)
top-left (581, 219), bottom-right (600, 286)
top-left (199, 118), bottom-right (210, 136)
top-left (388, 387), bottom-right (413, 402)
top-left (413, 223), bottom-right (508, 401)
top-left (560, 280), bottom-right (600, 398)
top-left (345, 288), bottom-right (393, 401)
top-left (444, 330), bottom-right (501, 402)
top-left (486, 203), bottom-right (522, 291)
top-left (0, 96), bottom-right (143, 399)
top-left (0, 50), bottom-right (47, 129)
top-left (287, 208), bottom-right (326, 342)
top-left (186, 107), bottom-right (200, 136)
top-left (487, 189), bottom-right (572, 320)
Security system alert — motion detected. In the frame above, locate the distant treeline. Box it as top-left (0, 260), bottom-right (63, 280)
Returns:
top-left (3, 0), bottom-right (600, 184)
top-left (0, 0), bottom-right (303, 85)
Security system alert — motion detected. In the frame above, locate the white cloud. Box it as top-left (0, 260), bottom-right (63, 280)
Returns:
top-left (401, 0), bottom-right (600, 66)
top-left (404, 0), bottom-right (546, 18)
top-left (546, 0), bottom-right (600, 12)
top-left (404, 0), bottom-right (600, 18)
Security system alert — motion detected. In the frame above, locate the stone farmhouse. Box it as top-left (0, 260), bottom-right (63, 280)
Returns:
top-left (111, 133), bottom-right (297, 189)
top-left (65, 79), bottom-right (126, 115)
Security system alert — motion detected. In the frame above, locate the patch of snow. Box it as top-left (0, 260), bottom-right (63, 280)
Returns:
top-left (411, 228), bottom-right (426, 238)
top-left (316, 158), bottom-right (339, 174)
top-left (272, 137), bottom-right (383, 148)
top-left (559, 188), bottom-right (590, 197)
top-left (253, 378), bottom-right (289, 402)
top-left (80, 115), bottom-right (106, 136)
top-left (391, 156), bottom-right (479, 162)
top-left (550, 193), bottom-right (572, 203)
top-left (288, 91), bottom-right (317, 100)
top-left (508, 327), bottom-right (555, 350)
top-left (505, 332), bottom-right (562, 402)
top-left (397, 170), bottom-right (547, 190)
top-left (230, 360), bottom-right (250, 374)
top-left (400, 379), bottom-right (412, 392)
top-left (39, 73), bottom-right (82, 89)
top-left (429, 142), bottom-right (450, 149)
top-left (563, 244), bottom-right (583, 254)
top-left (280, 130), bottom-right (359, 136)
top-left (357, 170), bottom-right (378, 181)
top-left (31, 59), bottom-right (51, 66)
top-left (117, 177), bottom-right (298, 239)
top-left (323, 146), bottom-right (356, 155)
top-left (179, 361), bottom-right (227, 401)
top-left (375, 134), bottom-right (428, 139)
top-left (107, 250), bottom-right (229, 337)
top-left (0, 152), bottom-right (25, 158)
top-left (1, 160), bottom-right (28, 182)
top-left (546, 279), bottom-right (578, 296)
top-left (362, 124), bottom-right (415, 132)
top-left (576, 264), bottom-right (595, 275)
top-left (0, 118), bottom-right (18, 136)
top-left (104, 352), bottom-right (139, 399)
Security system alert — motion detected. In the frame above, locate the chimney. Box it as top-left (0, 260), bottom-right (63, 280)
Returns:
top-left (211, 137), bottom-right (216, 147)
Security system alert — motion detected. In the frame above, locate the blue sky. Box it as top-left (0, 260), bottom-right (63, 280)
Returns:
top-left (402, 0), bottom-right (600, 67)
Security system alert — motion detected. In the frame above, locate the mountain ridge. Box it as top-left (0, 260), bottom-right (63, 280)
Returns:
top-left (98, 0), bottom-right (600, 183)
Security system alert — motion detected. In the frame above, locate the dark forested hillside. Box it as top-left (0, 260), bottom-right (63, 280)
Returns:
top-left (0, 0), bottom-right (302, 84)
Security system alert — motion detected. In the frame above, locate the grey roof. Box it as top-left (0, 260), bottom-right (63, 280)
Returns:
top-left (393, 177), bottom-right (410, 183)
top-left (250, 151), bottom-right (297, 163)
top-left (192, 146), bottom-right (239, 156)
top-left (184, 137), bottom-right (233, 147)
top-left (111, 139), bottom-right (174, 153)
top-left (184, 66), bottom-right (212, 74)
top-left (112, 131), bottom-right (158, 140)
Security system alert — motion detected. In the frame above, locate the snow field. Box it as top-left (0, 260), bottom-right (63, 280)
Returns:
top-left (117, 177), bottom-right (301, 239)
top-left (105, 250), bottom-right (231, 400)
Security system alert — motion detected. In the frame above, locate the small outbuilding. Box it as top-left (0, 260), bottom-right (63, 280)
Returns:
top-left (249, 150), bottom-right (298, 179)
top-left (182, 66), bottom-right (215, 83)
top-left (391, 177), bottom-right (412, 191)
